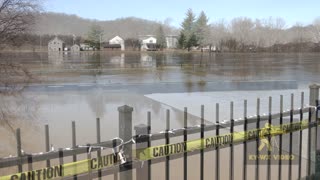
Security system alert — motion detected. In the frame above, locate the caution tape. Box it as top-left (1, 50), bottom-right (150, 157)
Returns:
top-left (136, 120), bottom-right (311, 161)
top-left (0, 119), bottom-right (316, 179)
top-left (0, 153), bottom-right (119, 180)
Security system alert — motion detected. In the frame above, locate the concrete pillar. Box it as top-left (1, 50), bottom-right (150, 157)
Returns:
top-left (118, 105), bottom-right (133, 180)
top-left (309, 84), bottom-right (320, 176)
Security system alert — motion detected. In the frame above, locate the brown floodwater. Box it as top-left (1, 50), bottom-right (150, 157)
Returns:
top-left (0, 52), bottom-right (319, 179)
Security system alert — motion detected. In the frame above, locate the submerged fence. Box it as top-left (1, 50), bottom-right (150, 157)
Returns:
top-left (1, 84), bottom-right (320, 180)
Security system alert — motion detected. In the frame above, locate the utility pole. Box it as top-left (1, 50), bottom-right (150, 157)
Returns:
top-left (99, 34), bottom-right (102, 50)
top-left (39, 34), bottom-right (42, 52)
top-left (73, 34), bottom-right (76, 45)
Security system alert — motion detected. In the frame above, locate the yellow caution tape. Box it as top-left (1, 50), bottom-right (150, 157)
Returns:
top-left (136, 120), bottom-right (310, 161)
top-left (0, 153), bottom-right (119, 180)
top-left (0, 119), bottom-right (313, 179)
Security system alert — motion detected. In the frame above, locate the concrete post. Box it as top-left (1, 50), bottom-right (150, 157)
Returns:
top-left (309, 84), bottom-right (320, 176)
top-left (118, 105), bottom-right (133, 180)
top-left (309, 84), bottom-right (319, 106)
top-left (134, 124), bottom-right (149, 180)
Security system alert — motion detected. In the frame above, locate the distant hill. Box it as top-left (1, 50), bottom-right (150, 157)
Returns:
top-left (33, 12), bottom-right (178, 40)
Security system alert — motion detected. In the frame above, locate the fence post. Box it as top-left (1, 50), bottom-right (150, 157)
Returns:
top-left (118, 105), bottom-right (133, 180)
top-left (134, 124), bottom-right (149, 180)
top-left (71, 121), bottom-right (77, 180)
top-left (16, 128), bottom-right (22, 172)
top-left (96, 118), bottom-right (102, 180)
top-left (45, 125), bottom-right (50, 167)
top-left (309, 84), bottom-right (320, 176)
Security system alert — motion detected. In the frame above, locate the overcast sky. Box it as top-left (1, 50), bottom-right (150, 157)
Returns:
top-left (44, 0), bottom-right (319, 27)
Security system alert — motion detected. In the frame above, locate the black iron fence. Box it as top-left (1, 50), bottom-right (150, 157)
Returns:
top-left (1, 84), bottom-right (320, 180)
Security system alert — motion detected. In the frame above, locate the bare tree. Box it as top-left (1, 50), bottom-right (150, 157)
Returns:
top-left (0, 0), bottom-right (41, 47)
top-left (0, 54), bottom-right (38, 133)
top-left (208, 16), bottom-right (319, 51)
top-left (156, 24), bottom-right (167, 50)
top-left (230, 17), bottom-right (254, 48)
top-left (124, 38), bottom-right (140, 51)
top-left (311, 17), bottom-right (320, 42)
top-left (34, 13), bottom-right (178, 39)
top-left (261, 17), bottom-right (286, 46)
top-left (209, 19), bottom-right (229, 48)
top-left (85, 24), bottom-right (104, 49)
top-left (0, 0), bottom-right (41, 132)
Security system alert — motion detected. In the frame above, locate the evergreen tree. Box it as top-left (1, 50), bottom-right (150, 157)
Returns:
top-left (195, 11), bottom-right (210, 48)
top-left (186, 33), bottom-right (198, 51)
top-left (156, 24), bottom-right (167, 50)
top-left (181, 9), bottom-right (196, 36)
top-left (178, 32), bottom-right (186, 49)
top-left (179, 8), bottom-right (198, 50)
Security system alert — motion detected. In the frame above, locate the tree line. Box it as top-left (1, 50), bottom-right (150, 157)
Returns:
top-left (2, 4), bottom-right (320, 52)
top-left (32, 9), bottom-right (320, 52)
top-left (178, 9), bottom-right (320, 52)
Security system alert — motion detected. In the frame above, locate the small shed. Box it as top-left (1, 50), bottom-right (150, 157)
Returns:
top-left (107, 36), bottom-right (125, 51)
top-left (48, 37), bottom-right (65, 52)
top-left (71, 44), bottom-right (80, 52)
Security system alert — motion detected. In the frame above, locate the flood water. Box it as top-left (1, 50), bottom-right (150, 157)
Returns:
top-left (0, 52), bottom-right (319, 179)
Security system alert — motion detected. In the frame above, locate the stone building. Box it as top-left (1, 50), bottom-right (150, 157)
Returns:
top-left (48, 37), bottom-right (65, 52)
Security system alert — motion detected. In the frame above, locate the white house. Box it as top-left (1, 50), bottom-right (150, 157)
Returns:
top-left (166, 35), bottom-right (178, 48)
top-left (142, 37), bottom-right (157, 45)
top-left (140, 36), bottom-right (157, 51)
top-left (108, 36), bottom-right (125, 51)
top-left (48, 37), bottom-right (65, 52)
top-left (80, 44), bottom-right (91, 51)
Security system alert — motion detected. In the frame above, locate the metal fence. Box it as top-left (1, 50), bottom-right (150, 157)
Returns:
top-left (1, 84), bottom-right (320, 180)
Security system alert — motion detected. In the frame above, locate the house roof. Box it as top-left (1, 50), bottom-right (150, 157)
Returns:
top-left (144, 37), bottom-right (156, 39)
top-left (142, 37), bottom-right (157, 44)
top-left (139, 35), bottom-right (155, 38)
top-left (49, 37), bottom-right (64, 43)
top-left (110, 36), bottom-right (124, 42)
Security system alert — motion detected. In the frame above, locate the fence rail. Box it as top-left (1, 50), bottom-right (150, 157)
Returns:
top-left (1, 84), bottom-right (320, 180)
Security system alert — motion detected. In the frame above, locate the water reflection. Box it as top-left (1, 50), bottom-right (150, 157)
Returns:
top-left (48, 52), bottom-right (63, 65)
top-left (140, 53), bottom-right (154, 67)
top-left (10, 51), bottom-right (317, 88)
top-left (110, 53), bottom-right (125, 67)
top-left (1, 85), bottom-right (211, 157)
top-left (85, 89), bottom-right (106, 118)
